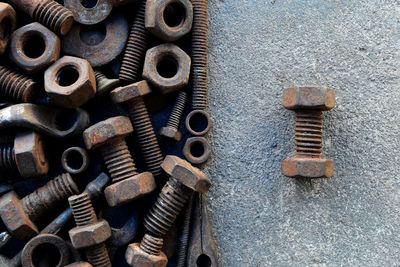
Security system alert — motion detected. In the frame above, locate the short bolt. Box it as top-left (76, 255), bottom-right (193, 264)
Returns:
top-left (0, 66), bottom-right (37, 103)
top-left (125, 234), bottom-right (167, 267)
top-left (160, 91), bottom-right (187, 141)
top-left (94, 71), bottom-right (119, 97)
top-left (282, 86), bottom-right (336, 178)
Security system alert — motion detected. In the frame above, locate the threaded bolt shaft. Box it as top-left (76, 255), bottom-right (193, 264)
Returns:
top-left (144, 178), bottom-right (192, 237)
top-left (22, 173), bottom-right (79, 222)
top-left (100, 140), bottom-right (138, 184)
top-left (128, 99), bottom-right (164, 178)
top-left (140, 234), bottom-right (164, 256)
top-left (95, 71), bottom-right (119, 96)
top-left (295, 111), bottom-right (323, 158)
top-left (69, 193), bottom-right (111, 267)
top-left (119, 0), bottom-right (148, 84)
top-left (0, 66), bottom-right (36, 103)
top-left (166, 91), bottom-right (187, 129)
top-left (0, 143), bottom-right (16, 173)
top-left (191, 0), bottom-right (209, 110)
top-left (176, 194), bottom-right (194, 267)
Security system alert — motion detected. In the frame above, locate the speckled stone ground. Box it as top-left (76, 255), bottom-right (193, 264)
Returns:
top-left (206, 1), bottom-right (400, 266)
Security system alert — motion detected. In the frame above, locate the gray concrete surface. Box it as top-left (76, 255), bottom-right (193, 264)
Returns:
top-left (206, 0), bottom-right (400, 266)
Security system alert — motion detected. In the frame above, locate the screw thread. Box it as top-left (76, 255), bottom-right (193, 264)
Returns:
top-left (119, 0), bottom-right (148, 83)
top-left (69, 192), bottom-right (97, 226)
top-left (144, 179), bottom-right (192, 237)
top-left (191, 0), bottom-right (209, 110)
top-left (295, 111), bottom-right (323, 158)
top-left (167, 91), bottom-right (187, 129)
top-left (23, 173), bottom-right (79, 221)
top-left (32, 0), bottom-right (74, 35)
top-left (101, 140), bottom-right (138, 183)
top-left (95, 71), bottom-right (107, 83)
top-left (128, 99), bottom-right (164, 178)
top-left (176, 194), bottom-right (193, 267)
top-left (0, 66), bottom-right (36, 103)
top-left (140, 234), bottom-right (163, 256)
top-left (85, 244), bottom-right (112, 267)
top-left (0, 144), bottom-right (16, 172)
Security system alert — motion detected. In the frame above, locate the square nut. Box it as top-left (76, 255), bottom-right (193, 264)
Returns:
top-left (69, 220), bottom-right (111, 249)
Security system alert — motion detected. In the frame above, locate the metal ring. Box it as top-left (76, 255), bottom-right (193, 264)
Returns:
top-left (185, 110), bottom-right (212, 136)
top-left (61, 147), bottom-right (89, 174)
top-left (183, 137), bottom-right (211, 165)
top-left (64, 0), bottom-right (113, 25)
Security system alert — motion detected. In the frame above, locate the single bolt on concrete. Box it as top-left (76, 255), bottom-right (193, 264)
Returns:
top-left (7, 0), bottom-right (74, 35)
top-left (119, 0), bottom-right (148, 84)
top-left (160, 91), bottom-right (187, 141)
top-left (0, 66), bottom-right (36, 103)
top-left (111, 81), bottom-right (164, 179)
top-left (282, 86), bottom-right (336, 178)
top-left (69, 193), bottom-right (112, 267)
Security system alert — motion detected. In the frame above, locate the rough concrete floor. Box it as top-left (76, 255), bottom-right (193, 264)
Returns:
top-left (206, 0), bottom-right (400, 266)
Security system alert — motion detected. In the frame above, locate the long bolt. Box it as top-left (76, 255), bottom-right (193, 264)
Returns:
top-left (0, 66), bottom-right (36, 103)
top-left (119, 0), bottom-right (148, 84)
top-left (160, 91), bottom-right (187, 141)
top-left (69, 193), bottom-right (111, 267)
top-left (176, 194), bottom-right (194, 267)
top-left (6, 0), bottom-right (74, 35)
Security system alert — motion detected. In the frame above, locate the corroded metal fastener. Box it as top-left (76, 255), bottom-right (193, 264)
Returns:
top-left (125, 234), bottom-right (168, 267)
top-left (95, 70), bottom-right (119, 97)
top-left (282, 86), bottom-right (336, 179)
top-left (160, 91), bottom-right (187, 141)
top-left (6, 0), bottom-right (74, 35)
top-left (0, 3), bottom-right (17, 55)
top-left (0, 66), bottom-right (37, 103)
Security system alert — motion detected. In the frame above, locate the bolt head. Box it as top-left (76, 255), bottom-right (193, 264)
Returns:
top-left (69, 220), bottom-right (111, 249)
top-left (104, 172), bottom-right (156, 207)
top-left (161, 155), bottom-right (211, 193)
top-left (126, 243), bottom-right (168, 267)
top-left (0, 192), bottom-right (38, 239)
top-left (282, 157), bottom-right (334, 178)
top-left (83, 116), bottom-right (133, 150)
top-left (282, 86), bottom-right (336, 111)
top-left (159, 126), bottom-right (182, 141)
top-left (111, 81), bottom-right (152, 105)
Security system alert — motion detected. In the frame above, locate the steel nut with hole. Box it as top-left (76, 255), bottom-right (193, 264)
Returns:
top-left (185, 110), bottom-right (212, 136)
top-left (0, 3), bottom-right (16, 55)
top-left (126, 243), bottom-right (168, 267)
top-left (143, 43), bottom-right (191, 94)
top-left (61, 147), bottom-right (89, 175)
top-left (44, 56), bottom-right (96, 108)
top-left (10, 22), bottom-right (60, 74)
top-left (145, 0), bottom-right (193, 42)
top-left (14, 131), bottom-right (49, 178)
top-left (0, 192), bottom-right (38, 239)
top-left (69, 220), bottom-right (111, 249)
top-left (64, 0), bottom-right (113, 25)
top-left (183, 137), bottom-right (211, 165)
top-left (282, 86), bottom-right (336, 110)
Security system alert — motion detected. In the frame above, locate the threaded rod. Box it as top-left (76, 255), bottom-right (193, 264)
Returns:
top-left (295, 111), bottom-right (323, 158)
top-left (0, 66), bottom-right (36, 103)
top-left (140, 234), bottom-right (163, 256)
top-left (167, 91), bottom-right (187, 129)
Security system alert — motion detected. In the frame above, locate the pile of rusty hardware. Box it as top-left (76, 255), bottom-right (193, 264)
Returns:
top-left (0, 0), bottom-right (217, 266)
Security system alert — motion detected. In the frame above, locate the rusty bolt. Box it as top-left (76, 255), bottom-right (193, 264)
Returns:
top-left (282, 86), bottom-right (336, 178)
top-left (143, 43), bottom-right (191, 94)
top-left (144, 155), bottom-right (211, 237)
top-left (126, 234), bottom-right (168, 267)
top-left (95, 70), bottom-right (119, 97)
top-left (0, 65), bottom-right (37, 103)
top-left (145, 0), bottom-right (193, 42)
top-left (0, 173), bottom-right (78, 239)
top-left (83, 116), bottom-right (156, 207)
top-left (44, 56), bottom-right (96, 108)
top-left (0, 3), bottom-right (17, 55)
top-left (183, 137), bottom-right (211, 165)
top-left (68, 193), bottom-right (112, 267)
top-left (160, 91), bottom-right (187, 141)
top-left (65, 262), bottom-right (92, 267)
top-left (6, 0), bottom-right (74, 35)
top-left (111, 81), bottom-right (164, 178)
top-left (10, 22), bottom-right (60, 74)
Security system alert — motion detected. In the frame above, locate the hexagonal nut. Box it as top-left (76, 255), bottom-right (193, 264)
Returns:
top-left (44, 56), bottom-right (96, 108)
top-left (83, 116), bottom-right (133, 150)
top-left (183, 137), bottom-right (211, 165)
top-left (10, 22), bottom-right (60, 73)
top-left (161, 155), bottom-right (211, 193)
top-left (283, 86), bottom-right (336, 111)
top-left (0, 192), bottom-right (38, 239)
top-left (65, 262), bottom-right (92, 267)
top-left (14, 131), bottom-right (49, 178)
top-left (0, 3), bottom-right (17, 55)
top-left (104, 172), bottom-right (156, 207)
top-left (145, 0), bottom-right (193, 42)
top-left (111, 80), bottom-right (152, 105)
top-left (282, 157), bottom-right (334, 178)
top-left (143, 44), bottom-right (191, 94)
top-left (159, 126), bottom-right (182, 141)
top-left (69, 220), bottom-right (111, 249)
top-left (126, 243), bottom-right (168, 267)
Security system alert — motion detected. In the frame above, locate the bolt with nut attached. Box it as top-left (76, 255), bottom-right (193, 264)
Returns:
top-left (282, 86), bottom-right (336, 178)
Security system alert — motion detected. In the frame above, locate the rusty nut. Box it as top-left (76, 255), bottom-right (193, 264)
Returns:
top-left (10, 22), bottom-right (60, 73)
top-left (145, 0), bottom-right (193, 41)
top-left (44, 56), bottom-right (96, 108)
top-left (143, 44), bottom-right (191, 94)
top-left (0, 3), bottom-right (16, 55)
top-left (183, 137), bottom-right (211, 165)
top-left (111, 80), bottom-right (152, 105)
top-left (282, 158), bottom-right (334, 179)
top-left (161, 155), bottom-right (211, 193)
top-left (14, 131), bottom-right (49, 178)
top-left (83, 116), bottom-right (133, 150)
top-left (126, 243), bottom-right (168, 267)
top-left (69, 220), bottom-right (111, 249)
top-left (0, 192), bottom-right (38, 240)
top-left (283, 86), bottom-right (336, 110)
top-left (104, 172), bottom-right (156, 207)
